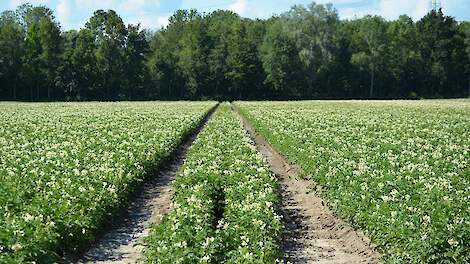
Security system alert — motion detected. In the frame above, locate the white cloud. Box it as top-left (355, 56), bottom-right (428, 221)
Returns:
top-left (316, 0), bottom-right (366, 4)
top-left (118, 0), bottom-right (160, 11)
top-left (57, 0), bottom-right (72, 25)
top-left (76, 0), bottom-right (119, 10)
top-left (379, 0), bottom-right (412, 19)
top-left (229, 0), bottom-right (247, 16)
top-left (10, 0), bottom-right (51, 8)
top-left (340, 7), bottom-right (374, 19)
top-left (379, 0), bottom-right (430, 21)
top-left (326, 0), bottom-right (431, 21)
top-left (8, 0), bottom-right (463, 31)
top-left (58, 0), bottom-right (163, 29)
top-left (128, 12), bottom-right (169, 29)
top-left (156, 15), bottom-right (169, 28)
top-left (412, 0), bottom-right (430, 20)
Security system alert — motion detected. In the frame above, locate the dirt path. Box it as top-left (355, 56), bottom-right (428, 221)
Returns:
top-left (70, 107), bottom-right (216, 264)
top-left (236, 109), bottom-right (380, 264)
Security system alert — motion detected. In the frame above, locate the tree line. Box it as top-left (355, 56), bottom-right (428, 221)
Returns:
top-left (0, 2), bottom-right (469, 101)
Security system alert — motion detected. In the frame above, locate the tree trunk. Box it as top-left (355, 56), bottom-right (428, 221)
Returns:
top-left (102, 68), bottom-right (110, 100)
top-left (468, 77), bottom-right (470, 98)
top-left (307, 70), bottom-right (316, 99)
top-left (104, 76), bottom-right (108, 100)
top-left (130, 82), bottom-right (134, 101)
top-left (307, 79), bottom-right (313, 98)
top-left (180, 83), bottom-right (183, 99)
top-left (168, 79), bottom-right (172, 98)
top-left (370, 69), bottom-right (375, 98)
top-left (13, 81), bottom-right (17, 101)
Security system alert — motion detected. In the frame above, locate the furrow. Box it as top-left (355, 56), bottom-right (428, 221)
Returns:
top-left (69, 106), bottom-right (217, 264)
top-left (236, 107), bottom-right (380, 264)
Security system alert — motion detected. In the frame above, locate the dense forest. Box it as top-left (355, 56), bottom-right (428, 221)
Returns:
top-left (0, 2), bottom-right (469, 101)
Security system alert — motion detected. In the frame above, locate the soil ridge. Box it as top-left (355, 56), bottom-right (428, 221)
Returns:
top-left (69, 105), bottom-right (218, 264)
top-left (235, 106), bottom-right (380, 264)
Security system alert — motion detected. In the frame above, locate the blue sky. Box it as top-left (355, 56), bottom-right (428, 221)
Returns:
top-left (1, 0), bottom-right (469, 30)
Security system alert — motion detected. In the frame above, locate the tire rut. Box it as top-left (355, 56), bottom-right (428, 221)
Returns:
top-left (236, 107), bottom-right (380, 264)
top-left (68, 106), bottom-right (217, 264)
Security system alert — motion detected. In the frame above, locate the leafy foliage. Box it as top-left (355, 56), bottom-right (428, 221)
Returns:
top-left (0, 2), bottom-right (469, 100)
top-left (145, 104), bottom-right (282, 263)
top-left (237, 100), bottom-right (470, 263)
top-left (0, 102), bottom-right (215, 263)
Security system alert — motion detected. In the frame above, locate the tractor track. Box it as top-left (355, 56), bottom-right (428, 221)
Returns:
top-left (67, 105), bottom-right (217, 264)
top-left (235, 106), bottom-right (380, 264)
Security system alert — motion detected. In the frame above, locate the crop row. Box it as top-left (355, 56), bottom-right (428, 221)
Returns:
top-left (144, 104), bottom-right (282, 263)
top-left (236, 100), bottom-right (470, 263)
top-left (0, 102), bottom-right (216, 263)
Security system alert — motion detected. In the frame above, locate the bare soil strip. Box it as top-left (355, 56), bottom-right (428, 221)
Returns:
top-left (236, 109), bottom-right (380, 264)
top-left (70, 106), bottom-right (217, 264)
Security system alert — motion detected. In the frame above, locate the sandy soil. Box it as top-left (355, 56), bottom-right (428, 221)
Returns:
top-left (68, 107), bottom-right (216, 264)
top-left (237, 108), bottom-right (380, 264)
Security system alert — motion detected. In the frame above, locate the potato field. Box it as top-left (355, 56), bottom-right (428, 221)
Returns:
top-left (145, 104), bottom-right (281, 263)
top-left (0, 100), bottom-right (468, 264)
top-left (236, 100), bottom-right (469, 263)
top-left (0, 102), bottom-right (216, 263)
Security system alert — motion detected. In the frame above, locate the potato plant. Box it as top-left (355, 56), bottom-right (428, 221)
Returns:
top-left (144, 104), bottom-right (282, 263)
top-left (0, 102), bottom-right (216, 263)
top-left (236, 100), bottom-right (470, 263)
